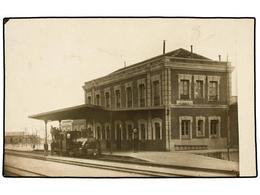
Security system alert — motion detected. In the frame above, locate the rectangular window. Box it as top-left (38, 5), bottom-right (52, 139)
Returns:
top-left (153, 80), bottom-right (160, 106)
top-left (210, 120), bottom-right (219, 136)
top-left (96, 94), bottom-right (100, 105)
top-left (180, 80), bottom-right (190, 100)
top-left (139, 84), bottom-right (145, 107)
top-left (181, 120), bottom-right (190, 139)
top-left (195, 80), bottom-right (203, 98)
top-left (105, 92), bottom-right (110, 108)
top-left (197, 119), bottom-right (204, 136)
top-left (208, 81), bottom-right (218, 101)
top-left (115, 90), bottom-right (121, 108)
top-left (126, 87), bottom-right (132, 108)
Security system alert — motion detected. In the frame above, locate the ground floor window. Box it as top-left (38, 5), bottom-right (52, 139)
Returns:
top-left (115, 121), bottom-right (123, 140)
top-left (179, 116), bottom-right (192, 139)
top-left (140, 124), bottom-right (146, 140)
top-left (125, 121), bottom-right (134, 140)
top-left (96, 124), bottom-right (102, 140)
top-left (196, 116), bottom-right (205, 137)
top-left (138, 119), bottom-right (147, 140)
top-left (152, 118), bottom-right (162, 140)
top-left (209, 116), bottom-right (221, 138)
top-left (104, 123), bottom-right (111, 140)
top-left (154, 122), bottom-right (161, 140)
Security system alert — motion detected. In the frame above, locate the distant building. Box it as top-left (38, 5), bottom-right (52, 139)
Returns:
top-left (5, 131), bottom-right (41, 145)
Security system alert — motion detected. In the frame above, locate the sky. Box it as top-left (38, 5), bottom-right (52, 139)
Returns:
top-left (4, 18), bottom-right (254, 137)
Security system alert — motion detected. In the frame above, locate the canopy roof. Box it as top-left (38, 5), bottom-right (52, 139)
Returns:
top-left (29, 104), bottom-right (165, 121)
top-left (29, 104), bottom-right (109, 121)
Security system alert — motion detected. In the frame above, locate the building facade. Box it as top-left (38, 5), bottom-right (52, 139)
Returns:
top-left (81, 48), bottom-right (234, 151)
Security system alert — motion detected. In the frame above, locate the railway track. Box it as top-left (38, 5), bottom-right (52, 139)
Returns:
top-left (4, 164), bottom-right (47, 176)
top-left (5, 150), bottom-right (239, 177)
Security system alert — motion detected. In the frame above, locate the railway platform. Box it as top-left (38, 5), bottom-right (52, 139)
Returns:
top-left (102, 151), bottom-right (239, 173)
top-left (4, 149), bottom-right (238, 177)
top-left (5, 144), bottom-right (239, 175)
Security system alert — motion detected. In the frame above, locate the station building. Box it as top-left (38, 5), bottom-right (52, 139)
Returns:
top-left (30, 47), bottom-right (235, 152)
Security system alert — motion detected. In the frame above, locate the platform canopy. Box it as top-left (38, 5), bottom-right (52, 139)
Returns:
top-left (29, 104), bottom-right (109, 121)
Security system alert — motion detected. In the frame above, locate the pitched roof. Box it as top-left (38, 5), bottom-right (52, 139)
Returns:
top-left (110, 48), bottom-right (212, 75)
top-left (165, 48), bottom-right (211, 60)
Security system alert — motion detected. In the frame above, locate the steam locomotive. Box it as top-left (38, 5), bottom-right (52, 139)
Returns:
top-left (50, 127), bottom-right (101, 157)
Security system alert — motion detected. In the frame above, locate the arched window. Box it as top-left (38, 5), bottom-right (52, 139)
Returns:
top-left (138, 119), bottom-right (147, 140)
top-left (125, 120), bottom-right (134, 140)
top-left (95, 123), bottom-right (102, 140)
top-left (104, 123), bottom-right (111, 140)
top-left (152, 118), bottom-right (162, 140)
top-left (114, 121), bottom-right (123, 140)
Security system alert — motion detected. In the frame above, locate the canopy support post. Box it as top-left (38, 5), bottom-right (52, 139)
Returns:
top-left (44, 120), bottom-right (48, 155)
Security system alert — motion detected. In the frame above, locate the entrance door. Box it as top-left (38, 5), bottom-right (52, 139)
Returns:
top-left (154, 122), bottom-right (161, 150)
top-left (116, 124), bottom-right (122, 150)
top-left (139, 123), bottom-right (146, 150)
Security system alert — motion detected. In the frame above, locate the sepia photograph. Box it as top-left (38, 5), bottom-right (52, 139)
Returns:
top-left (3, 17), bottom-right (256, 177)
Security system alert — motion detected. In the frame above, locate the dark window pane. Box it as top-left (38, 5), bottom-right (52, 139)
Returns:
top-left (210, 120), bottom-right (218, 135)
top-left (155, 122), bottom-right (161, 140)
top-left (105, 92), bottom-right (110, 108)
top-left (140, 124), bottom-right (146, 140)
top-left (209, 81), bottom-right (218, 101)
top-left (153, 81), bottom-right (160, 106)
top-left (126, 87), bottom-right (132, 107)
top-left (195, 80), bottom-right (203, 98)
top-left (139, 84), bottom-right (145, 107)
top-left (180, 80), bottom-right (189, 99)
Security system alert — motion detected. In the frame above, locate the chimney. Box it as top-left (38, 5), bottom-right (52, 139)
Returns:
top-left (163, 40), bottom-right (166, 54)
top-left (218, 55), bottom-right (221, 61)
top-left (190, 45), bottom-right (193, 58)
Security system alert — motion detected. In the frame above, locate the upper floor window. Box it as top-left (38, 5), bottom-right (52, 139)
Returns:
top-left (194, 75), bottom-right (206, 99)
top-left (208, 81), bottom-right (218, 101)
top-left (207, 76), bottom-right (220, 101)
top-left (195, 80), bottom-right (203, 98)
top-left (126, 87), bottom-right (133, 108)
top-left (180, 80), bottom-right (190, 100)
top-left (115, 89), bottom-right (121, 108)
top-left (153, 80), bottom-right (160, 106)
top-left (105, 92), bottom-right (110, 108)
top-left (96, 94), bottom-right (100, 106)
top-left (178, 74), bottom-right (192, 100)
top-left (139, 83), bottom-right (146, 107)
